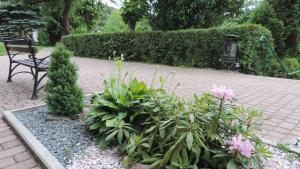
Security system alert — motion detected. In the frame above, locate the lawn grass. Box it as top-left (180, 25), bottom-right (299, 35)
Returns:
top-left (0, 42), bottom-right (6, 56)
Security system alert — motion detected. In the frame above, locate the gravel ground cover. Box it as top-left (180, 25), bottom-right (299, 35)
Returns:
top-left (14, 107), bottom-right (300, 169)
top-left (14, 107), bottom-right (93, 167)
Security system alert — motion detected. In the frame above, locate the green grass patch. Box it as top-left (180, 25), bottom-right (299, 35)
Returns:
top-left (0, 42), bottom-right (6, 56)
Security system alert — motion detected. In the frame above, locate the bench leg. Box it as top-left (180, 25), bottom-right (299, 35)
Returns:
top-left (31, 70), bottom-right (38, 100)
top-left (7, 62), bottom-right (13, 82)
top-left (30, 68), bottom-right (34, 79)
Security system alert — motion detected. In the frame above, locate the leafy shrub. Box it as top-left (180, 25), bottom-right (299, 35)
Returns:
top-left (85, 57), bottom-right (152, 146)
top-left (85, 59), bottom-right (270, 169)
top-left (249, 0), bottom-right (300, 55)
top-left (283, 57), bottom-right (300, 79)
top-left (63, 24), bottom-right (276, 76)
top-left (71, 26), bottom-right (88, 35)
top-left (45, 43), bottom-right (83, 116)
top-left (37, 28), bottom-right (50, 46)
top-left (249, 0), bottom-right (285, 55)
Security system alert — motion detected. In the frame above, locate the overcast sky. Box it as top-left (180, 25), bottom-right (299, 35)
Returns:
top-left (101, 0), bottom-right (122, 9)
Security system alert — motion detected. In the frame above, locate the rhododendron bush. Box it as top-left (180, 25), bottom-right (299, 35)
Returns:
top-left (85, 59), bottom-right (270, 169)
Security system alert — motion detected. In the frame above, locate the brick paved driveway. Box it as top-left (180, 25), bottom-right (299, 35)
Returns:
top-left (0, 48), bottom-right (300, 168)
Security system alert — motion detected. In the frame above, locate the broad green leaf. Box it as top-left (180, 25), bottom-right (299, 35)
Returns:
top-left (96, 137), bottom-right (110, 148)
top-left (145, 125), bottom-right (157, 134)
top-left (149, 159), bottom-right (161, 169)
top-left (159, 145), bottom-right (176, 168)
top-left (181, 148), bottom-right (188, 164)
top-left (117, 129), bottom-right (123, 144)
top-left (105, 130), bottom-right (118, 141)
top-left (141, 157), bottom-right (160, 164)
top-left (102, 114), bottom-right (115, 121)
top-left (186, 131), bottom-right (193, 150)
top-left (189, 113), bottom-right (195, 123)
top-left (105, 118), bottom-right (118, 127)
top-left (142, 143), bottom-right (150, 148)
top-left (226, 159), bottom-right (238, 169)
top-left (159, 127), bottom-right (166, 138)
top-left (170, 148), bottom-right (182, 166)
top-left (89, 122), bottom-right (101, 130)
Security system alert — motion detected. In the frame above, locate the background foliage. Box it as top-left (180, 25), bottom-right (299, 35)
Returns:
top-left (147, 0), bottom-right (245, 30)
top-left (63, 24), bottom-right (278, 76)
top-left (249, 0), bottom-right (300, 55)
top-left (0, 3), bottom-right (45, 41)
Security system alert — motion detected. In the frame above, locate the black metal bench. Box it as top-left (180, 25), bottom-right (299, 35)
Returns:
top-left (4, 38), bottom-right (49, 100)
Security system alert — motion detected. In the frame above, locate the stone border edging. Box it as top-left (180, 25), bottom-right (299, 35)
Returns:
top-left (261, 138), bottom-right (300, 154)
top-left (3, 104), bottom-right (65, 169)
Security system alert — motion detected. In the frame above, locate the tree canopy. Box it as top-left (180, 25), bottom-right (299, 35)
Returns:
top-left (0, 4), bottom-right (45, 40)
top-left (147, 0), bottom-right (245, 30)
top-left (121, 0), bottom-right (148, 31)
top-left (250, 0), bottom-right (300, 54)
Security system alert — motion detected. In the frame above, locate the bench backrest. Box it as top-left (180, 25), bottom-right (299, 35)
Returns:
top-left (4, 39), bottom-right (38, 56)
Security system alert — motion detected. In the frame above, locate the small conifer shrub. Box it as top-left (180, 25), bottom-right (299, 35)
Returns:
top-left (45, 43), bottom-right (83, 116)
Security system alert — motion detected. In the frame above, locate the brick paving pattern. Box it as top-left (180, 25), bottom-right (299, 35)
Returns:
top-left (0, 48), bottom-right (300, 168)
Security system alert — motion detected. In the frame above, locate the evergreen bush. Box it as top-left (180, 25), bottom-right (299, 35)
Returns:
top-left (45, 43), bottom-right (83, 116)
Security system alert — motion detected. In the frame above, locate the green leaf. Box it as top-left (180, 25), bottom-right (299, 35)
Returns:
top-left (141, 157), bottom-right (160, 164)
top-left (142, 143), bottom-right (150, 148)
top-left (159, 145), bottom-right (176, 168)
top-left (105, 130), bottom-right (118, 141)
top-left (186, 131), bottom-right (193, 150)
top-left (102, 114), bottom-right (115, 121)
top-left (170, 148), bottom-right (182, 166)
top-left (189, 113), bottom-right (195, 123)
top-left (117, 129), bottom-right (123, 144)
top-left (145, 125), bottom-right (157, 134)
top-left (226, 159), bottom-right (238, 169)
top-left (96, 137), bottom-right (110, 148)
top-left (149, 159), bottom-right (161, 169)
top-left (89, 122), bottom-right (101, 130)
top-left (105, 118), bottom-right (118, 127)
top-left (181, 148), bottom-right (189, 164)
top-left (213, 153), bottom-right (228, 158)
top-left (159, 127), bottom-right (166, 138)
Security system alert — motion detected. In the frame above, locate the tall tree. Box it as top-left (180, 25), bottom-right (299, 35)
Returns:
top-left (121, 0), bottom-right (148, 31)
top-left (62, 0), bottom-right (72, 34)
top-left (20, 0), bottom-right (73, 35)
top-left (250, 0), bottom-right (300, 54)
top-left (0, 4), bottom-right (45, 40)
top-left (148, 0), bottom-right (245, 30)
top-left (268, 0), bottom-right (300, 54)
top-left (75, 0), bottom-right (103, 32)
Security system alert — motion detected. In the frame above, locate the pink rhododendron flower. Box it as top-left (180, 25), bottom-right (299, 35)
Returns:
top-left (211, 84), bottom-right (234, 100)
top-left (227, 134), bottom-right (253, 157)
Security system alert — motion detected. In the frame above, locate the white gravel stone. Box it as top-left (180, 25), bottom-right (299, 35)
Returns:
top-left (262, 146), bottom-right (300, 169)
top-left (67, 144), bottom-right (124, 169)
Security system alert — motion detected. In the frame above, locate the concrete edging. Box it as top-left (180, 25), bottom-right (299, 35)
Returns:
top-left (3, 104), bottom-right (65, 169)
top-left (261, 138), bottom-right (300, 154)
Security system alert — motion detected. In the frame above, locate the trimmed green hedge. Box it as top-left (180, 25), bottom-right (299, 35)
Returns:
top-left (63, 24), bottom-right (274, 75)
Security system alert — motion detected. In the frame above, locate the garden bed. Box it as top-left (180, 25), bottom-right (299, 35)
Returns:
top-left (2, 104), bottom-right (299, 169)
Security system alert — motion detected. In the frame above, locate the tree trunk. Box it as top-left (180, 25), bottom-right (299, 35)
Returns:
top-left (128, 19), bottom-right (136, 31)
top-left (85, 15), bottom-right (93, 32)
top-left (63, 0), bottom-right (72, 35)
